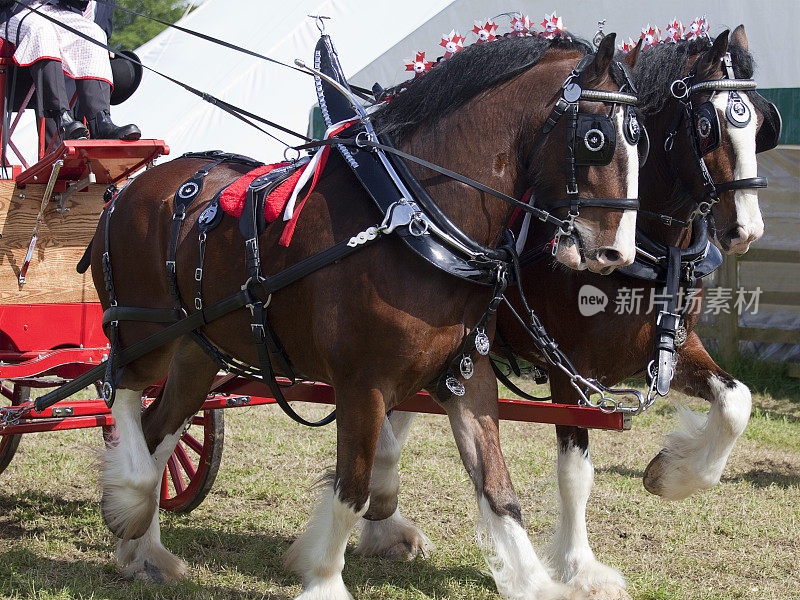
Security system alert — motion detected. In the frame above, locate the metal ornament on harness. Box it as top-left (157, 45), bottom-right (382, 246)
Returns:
top-left (475, 328), bottom-right (490, 356)
top-left (446, 376), bottom-right (466, 396)
top-left (459, 355), bottom-right (474, 379)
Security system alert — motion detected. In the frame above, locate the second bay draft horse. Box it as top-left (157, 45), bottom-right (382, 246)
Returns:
top-left (361, 25), bottom-right (782, 599)
top-left (89, 32), bottom-right (646, 599)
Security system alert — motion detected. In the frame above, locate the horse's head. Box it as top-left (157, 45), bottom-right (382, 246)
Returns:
top-left (372, 33), bottom-right (644, 275)
top-left (637, 27), bottom-right (781, 254)
top-left (524, 33), bottom-right (644, 274)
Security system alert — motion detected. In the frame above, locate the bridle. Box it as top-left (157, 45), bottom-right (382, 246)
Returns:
top-left (524, 54), bottom-right (645, 252)
top-left (298, 50), bottom-right (645, 262)
top-left (640, 51), bottom-right (769, 230)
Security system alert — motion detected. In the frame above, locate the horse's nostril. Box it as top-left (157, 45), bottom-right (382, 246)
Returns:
top-left (726, 226), bottom-right (742, 242)
top-left (599, 248), bottom-right (621, 263)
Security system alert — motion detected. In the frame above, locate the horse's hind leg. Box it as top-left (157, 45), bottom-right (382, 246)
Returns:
top-left (104, 340), bottom-right (218, 582)
top-left (101, 387), bottom-right (161, 541)
top-left (643, 332), bottom-right (751, 500)
top-left (444, 358), bottom-right (578, 600)
top-left (356, 411), bottom-right (434, 560)
top-left (284, 383), bottom-right (386, 600)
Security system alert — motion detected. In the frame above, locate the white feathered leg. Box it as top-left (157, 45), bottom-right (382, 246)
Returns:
top-left (100, 389), bottom-right (160, 540)
top-left (285, 482), bottom-right (367, 600)
top-left (644, 375), bottom-right (751, 500)
top-left (115, 423), bottom-right (189, 582)
top-left (547, 444), bottom-right (628, 599)
top-left (357, 412), bottom-right (434, 559)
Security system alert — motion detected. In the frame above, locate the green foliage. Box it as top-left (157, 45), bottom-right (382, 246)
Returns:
top-left (109, 0), bottom-right (192, 51)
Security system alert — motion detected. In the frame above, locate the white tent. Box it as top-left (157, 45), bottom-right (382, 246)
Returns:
top-left (13, 0), bottom-right (800, 163)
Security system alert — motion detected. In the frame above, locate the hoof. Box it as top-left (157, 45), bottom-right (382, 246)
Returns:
top-left (116, 538), bottom-right (189, 583)
top-left (643, 449), bottom-right (717, 500)
top-left (357, 510), bottom-right (434, 560)
top-left (585, 584), bottom-right (632, 600)
top-left (294, 575), bottom-right (353, 600)
top-left (122, 557), bottom-right (188, 583)
top-left (642, 450), bottom-right (668, 496)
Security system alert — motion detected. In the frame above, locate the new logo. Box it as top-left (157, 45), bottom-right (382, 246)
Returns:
top-left (578, 284), bottom-right (608, 317)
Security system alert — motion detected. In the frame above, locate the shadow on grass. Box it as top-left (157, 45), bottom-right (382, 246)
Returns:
top-left (723, 459), bottom-right (800, 489)
top-left (0, 495), bottom-right (497, 600)
top-left (172, 524), bottom-right (495, 599)
top-left (596, 464), bottom-right (645, 480)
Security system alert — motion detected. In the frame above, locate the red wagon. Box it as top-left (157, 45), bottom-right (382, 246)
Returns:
top-left (0, 41), bottom-right (628, 514)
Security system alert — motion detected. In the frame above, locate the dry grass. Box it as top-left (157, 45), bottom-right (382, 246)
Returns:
top-left (0, 384), bottom-right (798, 600)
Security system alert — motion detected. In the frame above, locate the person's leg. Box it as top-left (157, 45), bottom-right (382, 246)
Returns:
top-left (78, 78), bottom-right (141, 140)
top-left (29, 58), bottom-right (88, 140)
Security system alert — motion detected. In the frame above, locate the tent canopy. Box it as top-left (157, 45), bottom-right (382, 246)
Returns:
top-left (14, 1), bottom-right (800, 163)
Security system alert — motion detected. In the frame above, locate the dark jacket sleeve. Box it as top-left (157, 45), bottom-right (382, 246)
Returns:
top-left (0, 2), bottom-right (24, 26)
top-left (94, 3), bottom-right (113, 40)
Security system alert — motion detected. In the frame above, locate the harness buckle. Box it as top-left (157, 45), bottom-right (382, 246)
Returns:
top-left (566, 182), bottom-right (578, 196)
top-left (173, 211), bottom-right (186, 221)
top-left (195, 298), bottom-right (203, 310)
top-left (656, 310), bottom-right (681, 330)
top-left (165, 260), bottom-right (176, 273)
top-left (670, 79), bottom-right (689, 99)
top-left (195, 268), bottom-right (203, 281)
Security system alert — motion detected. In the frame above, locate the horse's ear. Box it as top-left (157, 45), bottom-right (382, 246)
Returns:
top-left (731, 24), bottom-right (748, 51)
top-left (697, 30), bottom-right (729, 79)
top-left (624, 38), bottom-right (643, 69)
top-left (585, 32), bottom-right (616, 84)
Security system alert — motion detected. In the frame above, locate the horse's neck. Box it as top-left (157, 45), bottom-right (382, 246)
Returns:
top-left (402, 110), bottom-right (520, 248)
top-left (639, 112), bottom-right (696, 249)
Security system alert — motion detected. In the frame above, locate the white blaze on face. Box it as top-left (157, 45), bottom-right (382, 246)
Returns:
top-left (712, 92), bottom-right (764, 249)
top-left (613, 106), bottom-right (638, 265)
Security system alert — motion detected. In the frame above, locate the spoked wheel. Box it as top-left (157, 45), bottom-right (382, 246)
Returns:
top-left (159, 408), bottom-right (224, 513)
top-left (0, 385), bottom-right (28, 476)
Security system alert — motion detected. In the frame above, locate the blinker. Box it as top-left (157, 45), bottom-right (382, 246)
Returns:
top-left (694, 101), bottom-right (721, 156)
top-left (755, 99), bottom-right (782, 153)
top-left (575, 113), bottom-right (616, 166)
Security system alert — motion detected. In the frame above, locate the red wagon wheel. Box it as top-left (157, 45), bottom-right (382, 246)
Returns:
top-left (159, 408), bottom-right (224, 513)
top-left (0, 385), bottom-right (28, 476)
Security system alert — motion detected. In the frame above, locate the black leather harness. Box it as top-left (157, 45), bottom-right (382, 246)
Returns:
top-left (36, 35), bottom-right (647, 417)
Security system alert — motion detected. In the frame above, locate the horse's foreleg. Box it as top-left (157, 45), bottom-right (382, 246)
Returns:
top-left (643, 332), bottom-right (751, 500)
top-left (445, 359), bottom-right (577, 600)
top-left (356, 411), bottom-right (434, 559)
top-left (284, 385), bottom-right (386, 600)
top-left (547, 424), bottom-right (628, 599)
top-left (110, 341), bottom-right (218, 582)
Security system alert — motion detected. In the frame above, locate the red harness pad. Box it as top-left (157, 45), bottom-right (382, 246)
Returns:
top-left (219, 162), bottom-right (306, 223)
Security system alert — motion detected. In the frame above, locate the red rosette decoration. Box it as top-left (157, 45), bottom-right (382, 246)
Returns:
top-left (639, 24), bottom-right (661, 49)
top-left (509, 13), bottom-right (532, 37)
top-left (405, 51), bottom-right (433, 76)
top-left (472, 19), bottom-right (498, 44)
top-left (540, 12), bottom-right (564, 39)
top-left (439, 29), bottom-right (466, 59)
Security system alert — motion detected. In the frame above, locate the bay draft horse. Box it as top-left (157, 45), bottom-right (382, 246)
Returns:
top-left (91, 34), bottom-right (642, 599)
top-left (361, 26), bottom-right (780, 598)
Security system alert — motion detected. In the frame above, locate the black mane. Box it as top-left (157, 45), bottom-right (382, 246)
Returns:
top-left (373, 34), bottom-right (592, 142)
top-left (632, 36), bottom-right (773, 120)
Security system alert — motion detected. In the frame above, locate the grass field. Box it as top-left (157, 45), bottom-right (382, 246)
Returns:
top-left (0, 368), bottom-right (798, 600)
